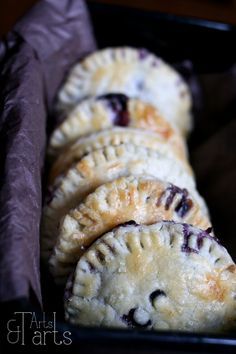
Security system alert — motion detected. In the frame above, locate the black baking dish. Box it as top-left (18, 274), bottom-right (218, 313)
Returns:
top-left (1, 2), bottom-right (236, 353)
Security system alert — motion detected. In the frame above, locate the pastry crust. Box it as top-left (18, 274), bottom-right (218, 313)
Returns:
top-left (56, 47), bottom-right (192, 136)
top-left (49, 176), bottom-right (211, 281)
top-left (65, 221), bottom-right (236, 332)
top-left (42, 144), bottom-right (208, 262)
top-left (49, 95), bottom-right (186, 158)
top-left (49, 127), bottom-right (190, 183)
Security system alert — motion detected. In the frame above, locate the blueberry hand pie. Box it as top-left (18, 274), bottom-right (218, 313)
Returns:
top-left (49, 176), bottom-right (211, 281)
top-left (49, 94), bottom-right (186, 158)
top-left (65, 221), bottom-right (236, 332)
top-left (49, 127), bottom-right (190, 183)
top-left (56, 47), bottom-right (192, 136)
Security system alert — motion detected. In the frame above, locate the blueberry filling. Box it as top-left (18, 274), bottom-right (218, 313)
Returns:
top-left (165, 185), bottom-right (185, 209)
top-left (92, 221), bottom-right (139, 249)
top-left (161, 184), bottom-right (193, 217)
top-left (197, 228), bottom-right (219, 248)
top-left (121, 220), bottom-right (139, 227)
top-left (205, 227), bottom-right (213, 234)
top-left (182, 223), bottom-right (217, 254)
top-left (175, 196), bottom-right (193, 218)
top-left (98, 93), bottom-right (130, 126)
top-left (149, 289), bottom-right (166, 306)
top-left (182, 224), bottom-right (198, 254)
top-left (110, 221), bottom-right (139, 233)
top-left (121, 308), bottom-right (151, 328)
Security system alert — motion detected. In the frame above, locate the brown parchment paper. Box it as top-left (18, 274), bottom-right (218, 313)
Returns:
top-left (0, 0), bottom-right (96, 306)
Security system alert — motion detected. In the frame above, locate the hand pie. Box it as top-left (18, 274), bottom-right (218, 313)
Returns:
top-left (49, 94), bottom-right (186, 158)
top-left (49, 176), bottom-right (211, 282)
top-left (49, 127), bottom-right (190, 183)
top-left (65, 221), bottom-right (236, 332)
top-left (56, 47), bottom-right (192, 136)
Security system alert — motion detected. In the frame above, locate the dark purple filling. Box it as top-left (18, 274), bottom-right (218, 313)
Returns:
top-left (197, 228), bottom-right (219, 249)
top-left (182, 223), bottom-right (217, 254)
top-left (164, 184), bottom-right (193, 217)
top-left (182, 223), bottom-right (198, 254)
top-left (149, 289), bottom-right (166, 306)
top-left (98, 93), bottom-right (130, 126)
top-left (121, 308), bottom-right (151, 328)
top-left (165, 185), bottom-right (185, 209)
top-left (175, 197), bottom-right (193, 218)
top-left (110, 220), bottom-right (139, 233)
top-left (120, 220), bottom-right (139, 227)
top-left (93, 221), bottom-right (139, 249)
top-left (205, 227), bottom-right (213, 234)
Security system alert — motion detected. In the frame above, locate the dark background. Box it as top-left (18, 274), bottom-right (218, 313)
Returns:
top-left (0, 0), bottom-right (236, 38)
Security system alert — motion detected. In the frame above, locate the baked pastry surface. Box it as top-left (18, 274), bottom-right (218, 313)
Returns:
top-left (49, 176), bottom-right (211, 281)
top-left (49, 94), bottom-right (186, 158)
top-left (56, 47), bottom-right (192, 136)
top-left (49, 127), bottom-right (190, 183)
top-left (42, 144), bottom-right (208, 261)
top-left (65, 221), bottom-right (236, 332)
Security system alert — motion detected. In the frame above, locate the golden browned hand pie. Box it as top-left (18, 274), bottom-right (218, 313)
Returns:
top-left (41, 144), bottom-right (208, 262)
top-left (49, 94), bottom-right (186, 158)
top-left (48, 127), bottom-right (190, 183)
top-left (56, 47), bottom-right (192, 136)
top-left (65, 221), bottom-right (236, 332)
top-left (49, 176), bottom-right (211, 282)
